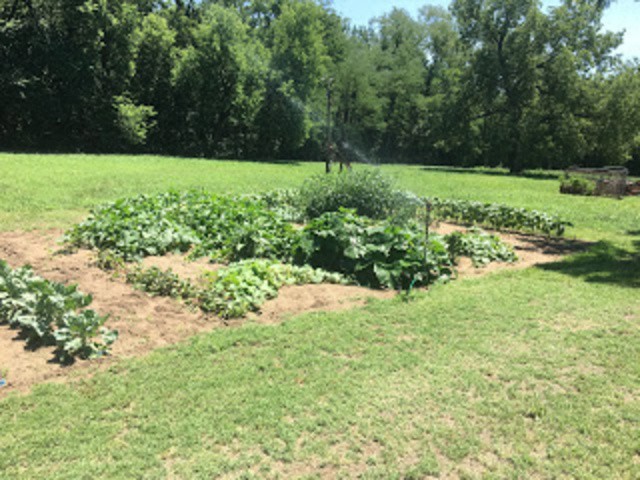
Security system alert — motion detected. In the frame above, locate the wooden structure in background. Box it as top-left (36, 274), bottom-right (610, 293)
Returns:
top-left (565, 166), bottom-right (629, 197)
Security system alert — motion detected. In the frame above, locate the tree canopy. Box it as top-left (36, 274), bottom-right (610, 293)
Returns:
top-left (1, 0), bottom-right (638, 172)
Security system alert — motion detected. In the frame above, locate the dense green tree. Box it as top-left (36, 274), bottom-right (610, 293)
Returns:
top-left (1, 0), bottom-right (638, 171)
top-left (373, 8), bottom-right (430, 161)
top-left (451, 0), bottom-right (624, 171)
top-left (171, 4), bottom-right (268, 157)
top-left (130, 13), bottom-right (177, 151)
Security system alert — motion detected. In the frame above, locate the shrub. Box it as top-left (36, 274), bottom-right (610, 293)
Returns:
top-left (299, 170), bottom-right (421, 222)
top-left (559, 174), bottom-right (595, 196)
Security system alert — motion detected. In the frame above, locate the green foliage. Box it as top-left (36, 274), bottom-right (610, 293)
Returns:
top-left (198, 260), bottom-right (347, 319)
top-left (293, 209), bottom-right (453, 290)
top-left (0, 260), bottom-right (116, 362)
top-left (251, 188), bottom-right (305, 223)
top-left (65, 191), bottom-right (297, 262)
top-left (299, 170), bottom-right (421, 221)
top-left (445, 228), bottom-right (517, 267)
top-left (560, 174), bottom-right (595, 196)
top-left (95, 250), bottom-right (126, 272)
top-left (113, 95), bottom-right (157, 146)
top-left (53, 310), bottom-right (117, 364)
top-left (2, 0), bottom-right (639, 169)
top-left (430, 198), bottom-right (571, 235)
top-left (172, 4), bottom-right (268, 157)
top-left (126, 266), bottom-right (194, 299)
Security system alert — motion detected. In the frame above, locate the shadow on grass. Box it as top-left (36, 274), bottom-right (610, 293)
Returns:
top-left (537, 240), bottom-right (640, 288)
top-left (420, 165), bottom-right (560, 180)
top-left (222, 157), bottom-right (306, 166)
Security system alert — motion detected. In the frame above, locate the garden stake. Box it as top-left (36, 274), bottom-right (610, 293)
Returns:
top-left (424, 198), bottom-right (432, 280)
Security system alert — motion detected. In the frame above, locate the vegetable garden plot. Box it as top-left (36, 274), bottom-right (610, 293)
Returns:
top-left (0, 179), bottom-right (578, 394)
top-left (0, 231), bottom-right (391, 393)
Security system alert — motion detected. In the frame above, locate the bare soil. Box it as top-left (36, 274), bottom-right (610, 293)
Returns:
top-left (431, 222), bottom-right (587, 278)
top-left (0, 225), bottom-right (586, 395)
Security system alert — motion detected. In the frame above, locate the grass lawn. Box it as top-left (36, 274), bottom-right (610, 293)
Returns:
top-left (0, 153), bottom-right (638, 479)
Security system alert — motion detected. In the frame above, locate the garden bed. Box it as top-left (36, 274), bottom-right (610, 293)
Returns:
top-left (0, 225), bottom-right (585, 394)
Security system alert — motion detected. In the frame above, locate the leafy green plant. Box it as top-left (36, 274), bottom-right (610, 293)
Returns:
top-left (293, 209), bottom-right (453, 290)
top-left (198, 260), bottom-right (347, 319)
top-left (95, 249), bottom-right (126, 272)
top-left (124, 260), bottom-right (346, 319)
top-left (445, 228), bottom-right (518, 267)
top-left (0, 259), bottom-right (116, 361)
top-left (559, 174), bottom-right (595, 196)
top-left (53, 310), bottom-right (117, 363)
top-left (66, 191), bottom-right (297, 262)
top-left (246, 188), bottom-right (305, 223)
top-left (126, 266), bottom-right (194, 299)
top-left (299, 170), bottom-right (420, 222)
top-left (429, 198), bottom-right (571, 235)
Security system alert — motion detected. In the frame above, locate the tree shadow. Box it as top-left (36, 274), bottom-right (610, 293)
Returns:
top-left (537, 239), bottom-right (640, 288)
top-left (225, 158), bottom-right (305, 166)
top-left (420, 165), bottom-right (560, 180)
top-left (510, 234), bottom-right (590, 257)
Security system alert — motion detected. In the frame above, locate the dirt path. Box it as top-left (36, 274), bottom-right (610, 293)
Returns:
top-left (0, 226), bottom-right (586, 395)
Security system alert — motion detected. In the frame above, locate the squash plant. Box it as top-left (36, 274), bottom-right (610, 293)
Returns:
top-left (293, 209), bottom-right (453, 290)
top-left (198, 260), bottom-right (347, 319)
top-left (445, 228), bottom-right (518, 267)
top-left (66, 191), bottom-right (297, 262)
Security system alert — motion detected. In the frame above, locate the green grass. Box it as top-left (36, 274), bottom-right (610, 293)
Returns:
top-left (2, 153), bottom-right (639, 244)
top-left (0, 153), bottom-right (638, 478)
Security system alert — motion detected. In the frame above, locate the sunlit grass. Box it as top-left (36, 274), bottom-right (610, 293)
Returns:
top-left (2, 153), bottom-right (639, 247)
top-left (0, 152), bottom-right (638, 478)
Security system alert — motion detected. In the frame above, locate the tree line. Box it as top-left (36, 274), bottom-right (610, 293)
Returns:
top-left (1, 0), bottom-right (639, 172)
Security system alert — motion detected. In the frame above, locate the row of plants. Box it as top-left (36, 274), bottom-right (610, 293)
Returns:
top-left (66, 191), bottom-right (296, 261)
top-left (0, 260), bottom-right (117, 363)
top-left (428, 198), bottom-right (571, 235)
top-left (253, 172), bottom-right (570, 237)
top-left (125, 260), bottom-right (347, 319)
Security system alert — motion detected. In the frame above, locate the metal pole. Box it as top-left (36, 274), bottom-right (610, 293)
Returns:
top-left (325, 78), bottom-right (333, 174)
top-left (424, 199), bottom-right (432, 275)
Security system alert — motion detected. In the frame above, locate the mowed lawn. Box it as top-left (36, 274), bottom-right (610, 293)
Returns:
top-left (0, 153), bottom-right (638, 479)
